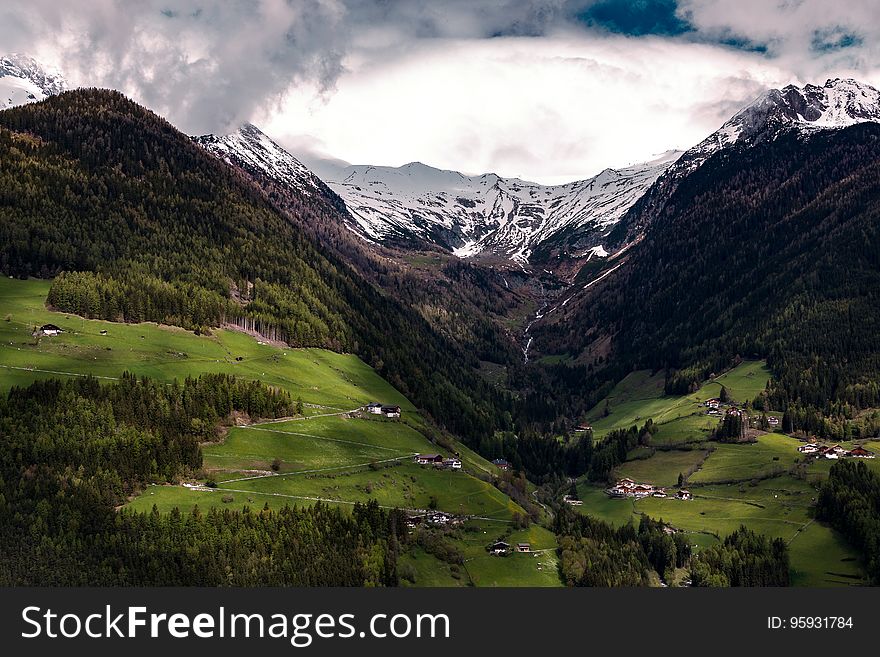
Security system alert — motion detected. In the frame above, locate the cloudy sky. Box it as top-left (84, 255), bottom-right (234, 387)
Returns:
top-left (3, 0), bottom-right (880, 183)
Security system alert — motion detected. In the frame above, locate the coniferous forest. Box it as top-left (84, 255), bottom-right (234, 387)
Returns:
top-left (0, 374), bottom-right (404, 585)
top-left (534, 124), bottom-right (880, 431)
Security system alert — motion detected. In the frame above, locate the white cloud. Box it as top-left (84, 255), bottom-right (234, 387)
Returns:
top-left (263, 32), bottom-right (791, 183)
top-left (4, 1), bottom-right (880, 183)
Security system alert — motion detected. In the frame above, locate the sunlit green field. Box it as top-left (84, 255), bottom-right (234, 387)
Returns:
top-left (2, 278), bottom-right (549, 585)
top-left (616, 448), bottom-right (711, 487)
top-left (585, 360), bottom-right (773, 441)
top-left (399, 522), bottom-right (562, 587)
top-left (575, 475), bottom-right (863, 586)
top-left (688, 434), bottom-right (803, 484)
top-left (576, 360), bottom-right (867, 586)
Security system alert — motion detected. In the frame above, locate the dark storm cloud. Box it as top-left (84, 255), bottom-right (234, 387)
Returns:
top-left (0, 0), bottom-right (351, 134)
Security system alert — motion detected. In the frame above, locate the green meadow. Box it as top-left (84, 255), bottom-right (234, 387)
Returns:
top-left (399, 522), bottom-right (561, 588)
top-left (688, 434), bottom-right (803, 484)
top-left (573, 360), bottom-right (867, 586)
top-left (2, 279), bottom-right (868, 586)
top-left (585, 360), bottom-right (772, 441)
top-left (616, 448), bottom-right (711, 487)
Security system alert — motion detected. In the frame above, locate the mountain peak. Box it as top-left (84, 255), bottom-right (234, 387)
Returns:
top-left (0, 54), bottom-right (67, 110)
top-left (673, 77), bottom-right (880, 175)
top-left (196, 123), bottom-right (329, 201)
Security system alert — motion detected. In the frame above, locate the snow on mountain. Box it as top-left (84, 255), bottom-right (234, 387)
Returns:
top-left (0, 54), bottom-right (67, 110)
top-left (674, 78), bottom-right (880, 174)
top-left (311, 151), bottom-right (681, 262)
top-left (195, 123), bottom-right (333, 201)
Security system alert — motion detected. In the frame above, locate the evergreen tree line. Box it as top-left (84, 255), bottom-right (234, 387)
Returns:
top-left (554, 510), bottom-right (691, 586)
top-left (555, 509), bottom-right (787, 587)
top-left (0, 374), bottom-right (405, 585)
top-left (816, 460), bottom-right (880, 584)
top-left (689, 526), bottom-right (790, 587)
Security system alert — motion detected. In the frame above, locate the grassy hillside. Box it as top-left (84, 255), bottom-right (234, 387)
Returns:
top-left (585, 360), bottom-right (771, 441)
top-left (0, 277), bottom-right (556, 586)
top-left (0, 88), bottom-right (510, 450)
top-left (537, 124), bottom-right (880, 416)
top-left (573, 360), bottom-right (866, 586)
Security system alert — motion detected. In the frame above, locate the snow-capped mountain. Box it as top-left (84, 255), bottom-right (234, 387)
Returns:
top-left (197, 122), bottom-right (680, 263)
top-left (308, 152), bottom-right (681, 262)
top-left (195, 123), bottom-right (334, 201)
top-left (0, 54), bottom-right (67, 110)
top-left (674, 78), bottom-right (880, 174)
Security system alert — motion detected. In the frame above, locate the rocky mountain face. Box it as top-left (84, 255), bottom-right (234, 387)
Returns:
top-left (308, 152), bottom-right (681, 264)
top-left (0, 54), bottom-right (67, 110)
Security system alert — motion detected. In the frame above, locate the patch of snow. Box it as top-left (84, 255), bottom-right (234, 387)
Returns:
top-left (0, 54), bottom-right (68, 110)
top-left (312, 151), bottom-right (682, 262)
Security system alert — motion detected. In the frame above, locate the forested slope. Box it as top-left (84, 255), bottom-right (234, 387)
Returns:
top-left (0, 89), bottom-right (510, 442)
top-left (535, 123), bottom-right (880, 426)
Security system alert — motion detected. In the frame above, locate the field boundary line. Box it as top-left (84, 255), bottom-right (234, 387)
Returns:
top-left (218, 453), bottom-right (417, 483)
top-left (237, 424), bottom-right (410, 453)
top-left (0, 363), bottom-right (120, 381)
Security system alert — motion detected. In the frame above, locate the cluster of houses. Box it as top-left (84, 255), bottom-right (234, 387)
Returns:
top-left (488, 540), bottom-right (532, 555)
top-left (366, 402), bottom-right (401, 418)
top-left (607, 478), bottom-right (691, 501)
top-left (797, 443), bottom-right (875, 459)
top-left (705, 398), bottom-right (723, 417)
top-left (405, 510), bottom-right (461, 529)
top-left (413, 453), bottom-right (462, 470)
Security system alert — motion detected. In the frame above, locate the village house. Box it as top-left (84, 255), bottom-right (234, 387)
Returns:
top-left (849, 446), bottom-right (875, 459)
top-left (34, 323), bottom-right (63, 337)
top-left (562, 494), bottom-right (583, 506)
top-left (768, 416), bottom-right (780, 427)
top-left (442, 458), bottom-right (462, 470)
top-left (381, 405), bottom-right (401, 418)
top-left (426, 511), bottom-right (456, 525)
top-left (366, 402), bottom-right (383, 414)
top-left (492, 458), bottom-right (511, 471)
top-left (489, 540), bottom-right (510, 555)
top-left (821, 444), bottom-right (847, 459)
top-left (705, 398), bottom-right (721, 409)
top-left (516, 543), bottom-right (531, 553)
top-left (798, 443), bottom-right (821, 454)
top-left (414, 454), bottom-right (444, 465)
top-left (676, 489), bottom-right (692, 501)
top-left (607, 478), bottom-right (665, 499)
top-left (574, 424), bottom-right (592, 432)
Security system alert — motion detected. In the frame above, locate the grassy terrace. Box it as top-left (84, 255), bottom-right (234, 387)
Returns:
top-left (585, 360), bottom-right (771, 442)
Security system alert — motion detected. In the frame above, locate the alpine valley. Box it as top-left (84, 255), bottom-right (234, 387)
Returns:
top-left (2, 54), bottom-right (880, 588)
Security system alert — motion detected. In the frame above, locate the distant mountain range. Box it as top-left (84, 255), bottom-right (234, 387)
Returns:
top-left (5, 54), bottom-right (880, 270)
top-left (196, 77), bottom-right (880, 267)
